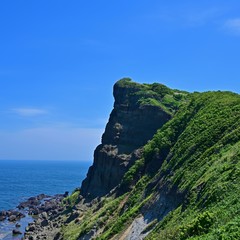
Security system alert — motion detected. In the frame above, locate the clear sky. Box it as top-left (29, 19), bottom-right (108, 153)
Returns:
top-left (0, 0), bottom-right (239, 161)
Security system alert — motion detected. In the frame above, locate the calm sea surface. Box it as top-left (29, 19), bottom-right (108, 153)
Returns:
top-left (0, 160), bottom-right (90, 240)
top-left (0, 160), bottom-right (90, 211)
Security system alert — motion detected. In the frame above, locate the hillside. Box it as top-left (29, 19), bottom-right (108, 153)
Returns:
top-left (24, 79), bottom-right (240, 240)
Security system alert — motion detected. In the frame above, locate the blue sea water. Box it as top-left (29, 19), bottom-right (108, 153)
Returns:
top-left (0, 160), bottom-right (90, 239)
top-left (0, 160), bottom-right (90, 211)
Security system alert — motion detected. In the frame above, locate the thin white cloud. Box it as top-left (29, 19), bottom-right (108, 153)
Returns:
top-left (224, 18), bottom-right (240, 35)
top-left (12, 108), bottom-right (48, 117)
top-left (141, 7), bottom-right (223, 28)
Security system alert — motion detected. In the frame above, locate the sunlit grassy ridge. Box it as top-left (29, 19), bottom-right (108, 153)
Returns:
top-left (115, 78), bottom-right (188, 115)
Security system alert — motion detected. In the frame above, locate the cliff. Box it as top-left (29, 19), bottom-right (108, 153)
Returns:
top-left (80, 78), bottom-right (180, 200)
top-left (23, 79), bottom-right (240, 240)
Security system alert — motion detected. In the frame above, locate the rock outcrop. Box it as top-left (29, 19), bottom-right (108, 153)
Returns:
top-left (81, 79), bottom-right (172, 200)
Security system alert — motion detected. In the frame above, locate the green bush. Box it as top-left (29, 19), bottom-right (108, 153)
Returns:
top-left (63, 190), bottom-right (80, 208)
top-left (180, 211), bottom-right (214, 239)
top-left (215, 218), bottom-right (240, 240)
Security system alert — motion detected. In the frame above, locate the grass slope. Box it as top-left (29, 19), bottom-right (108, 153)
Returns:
top-left (115, 78), bottom-right (188, 115)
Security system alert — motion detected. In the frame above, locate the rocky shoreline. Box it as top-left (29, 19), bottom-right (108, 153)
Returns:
top-left (0, 192), bottom-right (68, 239)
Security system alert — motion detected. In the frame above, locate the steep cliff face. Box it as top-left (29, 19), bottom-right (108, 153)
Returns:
top-left (80, 79), bottom-right (175, 200)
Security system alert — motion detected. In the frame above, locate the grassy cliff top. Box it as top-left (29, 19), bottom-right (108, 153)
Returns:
top-left (115, 78), bottom-right (189, 115)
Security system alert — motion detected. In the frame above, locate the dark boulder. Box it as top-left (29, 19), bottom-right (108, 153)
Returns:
top-left (29, 207), bottom-right (40, 215)
top-left (16, 223), bottom-right (21, 228)
top-left (63, 191), bottom-right (69, 197)
top-left (6, 211), bottom-right (12, 216)
top-left (53, 232), bottom-right (62, 240)
top-left (8, 215), bottom-right (17, 222)
top-left (41, 219), bottom-right (49, 227)
top-left (0, 210), bottom-right (7, 216)
top-left (12, 229), bottom-right (22, 235)
top-left (26, 225), bottom-right (36, 232)
top-left (28, 196), bottom-right (37, 201)
top-left (8, 211), bottom-right (25, 221)
top-left (36, 193), bottom-right (48, 200)
top-left (65, 211), bottom-right (79, 224)
top-left (0, 215), bottom-right (6, 221)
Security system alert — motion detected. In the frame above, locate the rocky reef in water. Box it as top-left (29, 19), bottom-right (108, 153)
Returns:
top-left (0, 193), bottom-right (68, 239)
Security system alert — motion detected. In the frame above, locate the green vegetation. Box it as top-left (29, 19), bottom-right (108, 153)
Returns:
top-left (115, 78), bottom-right (189, 115)
top-left (99, 176), bottom-right (152, 239)
top-left (61, 81), bottom-right (240, 240)
top-left (115, 78), bottom-right (139, 88)
top-left (62, 195), bottom-right (127, 240)
top-left (143, 91), bottom-right (240, 239)
top-left (122, 158), bottom-right (145, 185)
top-left (63, 189), bottom-right (81, 208)
top-left (179, 211), bottom-right (214, 239)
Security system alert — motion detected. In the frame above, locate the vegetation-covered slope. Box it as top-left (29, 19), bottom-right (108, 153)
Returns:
top-left (62, 81), bottom-right (240, 240)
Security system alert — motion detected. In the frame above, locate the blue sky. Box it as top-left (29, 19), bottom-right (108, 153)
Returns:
top-left (0, 0), bottom-right (240, 161)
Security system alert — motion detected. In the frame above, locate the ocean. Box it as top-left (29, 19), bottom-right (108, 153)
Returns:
top-left (0, 160), bottom-right (90, 239)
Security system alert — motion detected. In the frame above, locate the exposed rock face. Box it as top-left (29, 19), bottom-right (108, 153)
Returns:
top-left (81, 79), bottom-right (172, 200)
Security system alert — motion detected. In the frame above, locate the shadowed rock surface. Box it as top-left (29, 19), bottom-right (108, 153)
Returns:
top-left (80, 79), bottom-right (172, 200)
